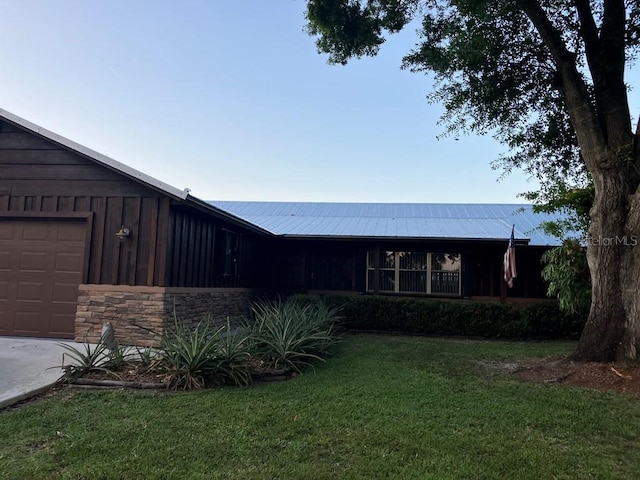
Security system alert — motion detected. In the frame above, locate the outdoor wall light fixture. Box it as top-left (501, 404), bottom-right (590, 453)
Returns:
top-left (115, 226), bottom-right (131, 241)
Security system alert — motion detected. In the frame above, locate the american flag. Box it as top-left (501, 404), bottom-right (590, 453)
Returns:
top-left (503, 225), bottom-right (517, 288)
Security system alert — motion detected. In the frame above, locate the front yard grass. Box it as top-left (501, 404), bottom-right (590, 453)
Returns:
top-left (1, 334), bottom-right (639, 479)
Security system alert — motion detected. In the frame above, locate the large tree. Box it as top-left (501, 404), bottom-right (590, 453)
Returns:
top-left (305, 0), bottom-right (640, 361)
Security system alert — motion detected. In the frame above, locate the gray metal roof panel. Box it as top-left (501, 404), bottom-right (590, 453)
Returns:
top-left (209, 201), bottom-right (567, 246)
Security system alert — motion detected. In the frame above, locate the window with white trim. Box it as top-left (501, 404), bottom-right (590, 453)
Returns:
top-left (366, 251), bottom-right (461, 295)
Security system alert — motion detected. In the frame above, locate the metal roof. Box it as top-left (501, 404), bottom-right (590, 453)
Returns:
top-left (209, 201), bottom-right (567, 246)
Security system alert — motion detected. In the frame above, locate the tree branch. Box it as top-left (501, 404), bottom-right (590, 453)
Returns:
top-left (520, 1), bottom-right (606, 169)
top-left (574, 1), bottom-right (629, 143)
top-left (574, 0), bottom-right (600, 61)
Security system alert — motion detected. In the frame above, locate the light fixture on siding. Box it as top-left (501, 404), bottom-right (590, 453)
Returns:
top-left (115, 226), bottom-right (131, 241)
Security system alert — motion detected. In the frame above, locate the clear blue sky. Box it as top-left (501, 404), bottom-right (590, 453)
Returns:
top-left (1, 1), bottom-right (637, 203)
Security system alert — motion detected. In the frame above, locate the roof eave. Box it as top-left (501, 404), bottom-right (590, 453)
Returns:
top-left (279, 234), bottom-right (533, 244)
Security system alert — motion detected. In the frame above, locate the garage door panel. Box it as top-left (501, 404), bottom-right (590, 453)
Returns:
top-left (12, 311), bottom-right (41, 335)
top-left (55, 252), bottom-right (84, 273)
top-left (57, 223), bottom-right (86, 242)
top-left (22, 222), bottom-right (50, 241)
top-left (0, 251), bottom-right (10, 269)
top-left (0, 223), bottom-right (14, 239)
top-left (49, 313), bottom-right (75, 337)
top-left (16, 281), bottom-right (46, 302)
top-left (19, 251), bottom-right (48, 272)
top-left (0, 220), bottom-right (86, 339)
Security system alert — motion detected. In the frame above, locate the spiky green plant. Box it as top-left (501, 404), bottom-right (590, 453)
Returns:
top-left (57, 337), bottom-right (120, 380)
top-left (160, 316), bottom-right (254, 390)
top-left (246, 297), bottom-right (341, 373)
top-left (134, 346), bottom-right (158, 370)
top-left (211, 318), bottom-right (253, 386)
top-left (160, 319), bottom-right (221, 390)
top-left (103, 343), bottom-right (134, 371)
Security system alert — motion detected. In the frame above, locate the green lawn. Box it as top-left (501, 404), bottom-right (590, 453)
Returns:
top-left (1, 335), bottom-right (639, 479)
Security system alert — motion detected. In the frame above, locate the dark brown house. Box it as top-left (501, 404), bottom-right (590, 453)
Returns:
top-left (0, 109), bottom-right (562, 345)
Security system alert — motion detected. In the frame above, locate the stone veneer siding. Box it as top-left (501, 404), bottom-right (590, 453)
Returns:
top-left (75, 285), bottom-right (261, 347)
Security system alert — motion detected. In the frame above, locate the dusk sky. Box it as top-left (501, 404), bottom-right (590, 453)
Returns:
top-left (1, 1), bottom-right (638, 203)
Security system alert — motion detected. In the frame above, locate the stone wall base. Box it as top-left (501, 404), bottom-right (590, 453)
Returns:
top-left (75, 285), bottom-right (261, 347)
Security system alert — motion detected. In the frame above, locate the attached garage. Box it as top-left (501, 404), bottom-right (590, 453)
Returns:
top-left (0, 218), bottom-right (87, 338)
top-left (0, 108), bottom-right (269, 344)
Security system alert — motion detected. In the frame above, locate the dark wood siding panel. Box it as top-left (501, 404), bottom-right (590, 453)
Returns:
top-left (120, 196), bottom-right (141, 285)
top-left (167, 208), bottom-right (181, 286)
top-left (194, 220), bottom-right (205, 286)
top-left (103, 196), bottom-right (124, 284)
top-left (10, 180), bottom-right (158, 197)
top-left (0, 121), bottom-right (26, 134)
top-left (155, 197), bottom-right (170, 287)
top-left (41, 196), bottom-right (57, 211)
top-left (4, 164), bottom-right (129, 181)
top-left (57, 197), bottom-right (75, 212)
top-left (190, 218), bottom-right (202, 287)
top-left (74, 196), bottom-right (91, 212)
top-left (0, 132), bottom-right (59, 149)
top-left (8, 196), bottom-right (25, 211)
top-left (184, 216), bottom-right (196, 286)
top-left (137, 197), bottom-right (156, 286)
top-left (167, 209), bottom-right (193, 287)
top-left (312, 251), bottom-right (356, 291)
top-left (88, 196), bottom-right (106, 284)
top-left (0, 149), bottom-right (94, 165)
top-left (204, 224), bottom-right (216, 286)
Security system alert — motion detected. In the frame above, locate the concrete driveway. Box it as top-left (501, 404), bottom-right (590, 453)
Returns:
top-left (0, 337), bottom-right (83, 409)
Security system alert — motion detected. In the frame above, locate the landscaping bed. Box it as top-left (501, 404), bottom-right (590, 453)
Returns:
top-left (60, 297), bottom-right (339, 391)
top-left (514, 356), bottom-right (640, 395)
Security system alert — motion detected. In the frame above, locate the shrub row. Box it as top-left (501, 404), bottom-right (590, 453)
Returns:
top-left (290, 294), bottom-right (586, 339)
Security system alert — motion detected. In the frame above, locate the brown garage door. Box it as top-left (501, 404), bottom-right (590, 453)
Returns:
top-left (0, 220), bottom-right (86, 338)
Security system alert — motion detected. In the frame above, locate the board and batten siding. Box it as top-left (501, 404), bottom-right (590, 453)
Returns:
top-left (0, 119), bottom-right (170, 287)
top-left (166, 206), bottom-right (267, 288)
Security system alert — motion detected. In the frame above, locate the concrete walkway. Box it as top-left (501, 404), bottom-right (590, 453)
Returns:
top-left (0, 337), bottom-right (84, 409)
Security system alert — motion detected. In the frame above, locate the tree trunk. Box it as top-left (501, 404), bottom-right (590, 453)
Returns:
top-left (619, 192), bottom-right (640, 360)
top-left (572, 167), bottom-right (640, 362)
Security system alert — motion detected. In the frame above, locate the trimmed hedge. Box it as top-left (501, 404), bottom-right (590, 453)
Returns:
top-left (290, 294), bottom-right (586, 339)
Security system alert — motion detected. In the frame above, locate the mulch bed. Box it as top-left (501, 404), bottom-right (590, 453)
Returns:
top-left (513, 357), bottom-right (640, 396)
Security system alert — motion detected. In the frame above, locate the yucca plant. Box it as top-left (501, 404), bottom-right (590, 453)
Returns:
top-left (102, 342), bottom-right (134, 371)
top-left (57, 335), bottom-right (120, 380)
top-left (134, 346), bottom-right (159, 370)
top-left (211, 318), bottom-right (253, 386)
top-left (246, 297), bottom-right (341, 373)
top-left (160, 319), bottom-right (222, 390)
top-left (160, 315), bottom-right (255, 389)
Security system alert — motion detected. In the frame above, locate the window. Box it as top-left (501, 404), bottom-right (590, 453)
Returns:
top-left (366, 251), bottom-right (461, 295)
